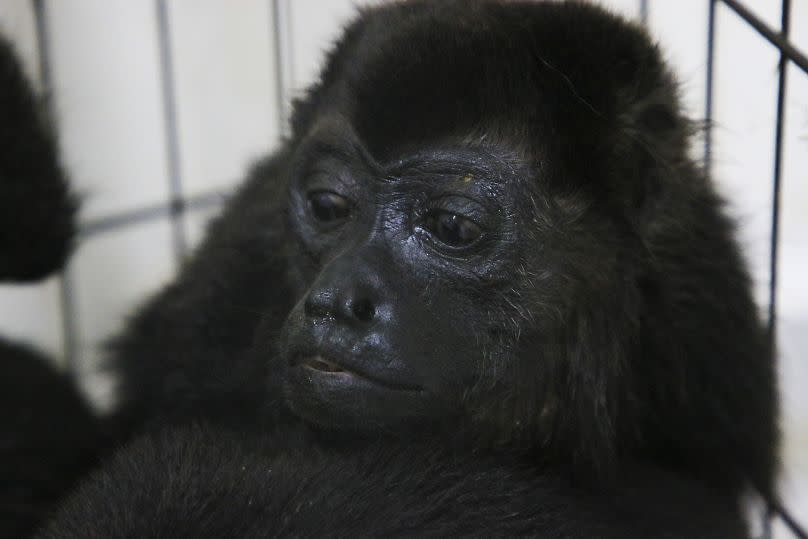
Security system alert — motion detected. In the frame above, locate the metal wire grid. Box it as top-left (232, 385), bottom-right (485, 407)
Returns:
top-left (703, 2), bottom-right (807, 534)
top-left (25, 0), bottom-right (807, 536)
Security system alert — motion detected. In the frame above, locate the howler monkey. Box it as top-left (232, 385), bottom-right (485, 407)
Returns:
top-left (17, 1), bottom-right (781, 536)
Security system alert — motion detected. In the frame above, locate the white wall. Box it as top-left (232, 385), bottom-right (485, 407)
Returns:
top-left (0, 0), bottom-right (805, 533)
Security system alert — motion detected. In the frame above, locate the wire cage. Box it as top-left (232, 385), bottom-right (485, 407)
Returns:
top-left (2, 0), bottom-right (806, 536)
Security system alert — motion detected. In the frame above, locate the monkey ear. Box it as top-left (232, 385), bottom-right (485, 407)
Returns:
top-left (611, 70), bottom-right (693, 215)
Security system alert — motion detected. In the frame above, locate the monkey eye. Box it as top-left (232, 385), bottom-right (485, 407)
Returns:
top-left (307, 190), bottom-right (352, 222)
top-left (422, 210), bottom-right (482, 247)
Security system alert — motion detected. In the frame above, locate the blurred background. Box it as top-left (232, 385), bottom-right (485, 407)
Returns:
top-left (0, 0), bottom-right (805, 534)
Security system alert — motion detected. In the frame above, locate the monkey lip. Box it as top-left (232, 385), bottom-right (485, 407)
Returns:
top-left (300, 355), bottom-right (348, 374)
top-left (293, 354), bottom-right (422, 392)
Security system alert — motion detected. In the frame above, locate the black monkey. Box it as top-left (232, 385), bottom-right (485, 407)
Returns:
top-left (0, 36), bottom-right (100, 538)
top-left (41, 0), bottom-right (778, 536)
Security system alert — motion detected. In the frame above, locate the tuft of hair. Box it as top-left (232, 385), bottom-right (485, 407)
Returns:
top-left (0, 36), bottom-right (75, 281)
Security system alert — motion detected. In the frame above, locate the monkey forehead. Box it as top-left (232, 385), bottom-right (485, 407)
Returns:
top-left (292, 1), bottom-right (665, 165)
top-left (296, 114), bottom-right (536, 196)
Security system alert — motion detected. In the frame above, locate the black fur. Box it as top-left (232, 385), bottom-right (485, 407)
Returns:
top-left (0, 37), bottom-right (75, 281)
top-left (0, 343), bottom-right (100, 538)
top-left (0, 36), bottom-right (97, 538)
top-left (22, 1), bottom-right (780, 536)
top-left (41, 425), bottom-right (747, 538)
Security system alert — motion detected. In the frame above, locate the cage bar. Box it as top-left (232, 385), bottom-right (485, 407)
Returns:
top-left (155, 0), bottom-right (189, 261)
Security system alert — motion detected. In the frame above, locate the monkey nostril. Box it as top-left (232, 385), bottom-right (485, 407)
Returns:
top-left (351, 299), bottom-right (375, 322)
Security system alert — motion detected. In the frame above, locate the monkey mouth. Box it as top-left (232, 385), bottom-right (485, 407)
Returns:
top-left (300, 355), bottom-right (348, 374)
top-left (292, 354), bottom-right (422, 392)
